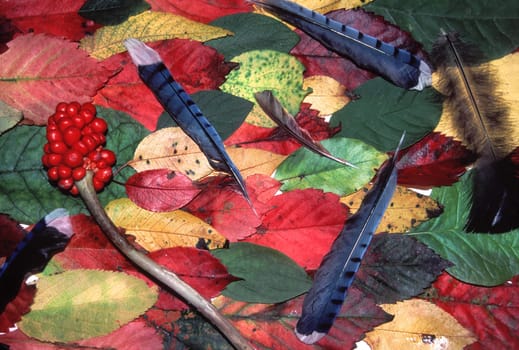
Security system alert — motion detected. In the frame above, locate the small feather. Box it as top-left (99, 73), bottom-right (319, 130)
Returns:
top-left (295, 133), bottom-right (404, 343)
top-left (254, 90), bottom-right (356, 167)
top-left (249, 0), bottom-right (431, 90)
top-left (0, 209), bottom-right (73, 313)
top-left (431, 32), bottom-right (519, 233)
top-left (124, 39), bottom-right (254, 212)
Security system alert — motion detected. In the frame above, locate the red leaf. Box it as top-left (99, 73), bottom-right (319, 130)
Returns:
top-left (185, 174), bottom-right (281, 241)
top-left (226, 103), bottom-right (341, 155)
top-left (0, 319), bottom-right (162, 349)
top-left (138, 247), bottom-right (236, 311)
top-left (245, 189), bottom-right (348, 270)
top-left (291, 9), bottom-right (428, 90)
top-left (397, 133), bottom-right (476, 188)
top-left (0, 0), bottom-right (100, 41)
top-left (0, 214), bottom-right (25, 258)
top-left (426, 273), bottom-right (519, 350)
top-left (147, 0), bottom-right (253, 23)
top-left (52, 214), bottom-right (134, 271)
top-left (216, 288), bottom-right (391, 349)
top-left (0, 33), bottom-right (113, 124)
top-left (0, 283), bottom-right (36, 333)
top-left (126, 169), bottom-right (201, 212)
top-left (94, 39), bottom-right (235, 130)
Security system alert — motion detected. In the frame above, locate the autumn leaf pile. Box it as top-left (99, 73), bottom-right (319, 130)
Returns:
top-left (1, 0), bottom-right (519, 349)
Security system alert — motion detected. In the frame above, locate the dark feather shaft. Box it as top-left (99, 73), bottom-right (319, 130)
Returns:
top-left (124, 39), bottom-right (253, 209)
top-left (0, 209), bottom-right (73, 313)
top-left (295, 134), bottom-right (404, 344)
top-left (250, 0), bottom-right (431, 90)
top-left (254, 90), bottom-right (356, 167)
top-left (431, 32), bottom-right (518, 233)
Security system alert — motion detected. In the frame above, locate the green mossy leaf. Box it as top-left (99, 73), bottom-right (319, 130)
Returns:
top-left (275, 137), bottom-right (387, 196)
top-left (408, 172), bottom-right (519, 286)
top-left (212, 242), bottom-right (312, 303)
top-left (364, 0), bottom-right (519, 60)
top-left (0, 106), bottom-right (148, 223)
top-left (330, 78), bottom-right (442, 152)
top-left (156, 90), bottom-right (253, 140)
top-left (19, 270), bottom-right (157, 342)
top-left (220, 49), bottom-right (308, 127)
top-left (207, 12), bottom-right (300, 59)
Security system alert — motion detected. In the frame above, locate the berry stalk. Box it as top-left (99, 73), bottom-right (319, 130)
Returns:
top-left (75, 172), bottom-right (255, 350)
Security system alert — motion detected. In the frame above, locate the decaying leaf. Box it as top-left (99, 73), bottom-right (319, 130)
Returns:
top-left (19, 270), bottom-right (158, 342)
top-left (105, 198), bottom-right (227, 251)
top-left (365, 299), bottom-right (476, 349)
top-left (80, 11), bottom-right (232, 59)
top-left (341, 185), bottom-right (443, 233)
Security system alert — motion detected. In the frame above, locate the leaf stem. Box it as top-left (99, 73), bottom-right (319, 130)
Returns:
top-left (75, 171), bottom-right (255, 350)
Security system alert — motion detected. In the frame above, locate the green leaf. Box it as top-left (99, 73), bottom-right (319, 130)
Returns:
top-left (220, 49), bottom-right (309, 127)
top-left (364, 0), bottom-right (519, 60)
top-left (274, 137), bottom-right (387, 196)
top-left (408, 172), bottom-right (519, 286)
top-left (19, 270), bottom-right (158, 342)
top-left (212, 242), bottom-right (312, 303)
top-left (355, 234), bottom-right (451, 304)
top-left (0, 101), bottom-right (22, 135)
top-left (156, 90), bottom-right (253, 140)
top-left (206, 12), bottom-right (300, 60)
top-left (0, 106), bottom-right (148, 223)
top-left (79, 0), bottom-right (150, 25)
top-left (330, 78), bottom-right (442, 152)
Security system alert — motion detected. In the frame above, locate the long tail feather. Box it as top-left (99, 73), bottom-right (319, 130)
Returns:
top-left (124, 39), bottom-right (254, 210)
top-left (0, 209), bottom-right (73, 313)
top-left (295, 133), bottom-right (404, 344)
top-left (431, 32), bottom-right (519, 233)
top-left (249, 0), bottom-right (431, 90)
top-left (254, 90), bottom-right (356, 167)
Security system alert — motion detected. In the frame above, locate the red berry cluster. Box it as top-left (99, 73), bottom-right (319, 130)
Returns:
top-left (42, 102), bottom-right (116, 195)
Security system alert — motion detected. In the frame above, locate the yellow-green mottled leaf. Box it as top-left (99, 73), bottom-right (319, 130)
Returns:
top-left (0, 100), bottom-right (22, 135)
top-left (220, 49), bottom-right (309, 127)
top-left (19, 270), bottom-right (157, 342)
top-left (105, 198), bottom-right (227, 251)
top-left (80, 11), bottom-right (232, 59)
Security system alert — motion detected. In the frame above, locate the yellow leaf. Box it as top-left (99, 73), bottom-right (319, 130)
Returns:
top-left (105, 198), bottom-right (226, 251)
top-left (303, 75), bottom-right (350, 116)
top-left (365, 299), bottom-right (476, 349)
top-left (130, 127), bottom-right (287, 180)
top-left (341, 186), bottom-right (442, 233)
top-left (433, 52), bottom-right (519, 155)
top-left (226, 147), bottom-right (288, 178)
top-left (80, 11), bottom-right (232, 60)
top-left (252, 0), bottom-right (373, 20)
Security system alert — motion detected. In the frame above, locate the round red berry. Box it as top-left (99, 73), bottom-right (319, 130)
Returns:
top-left (54, 111), bottom-right (67, 121)
top-left (47, 153), bottom-right (63, 167)
top-left (93, 178), bottom-right (105, 191)
top-left (82, 135), bottom-right (97, 151)
top-left (69, 185), bottom-right (79, 196)
top-left (43, 143), bottom-right (51, 154)
top-left (95, 167), bottom-right (112, 183)
top-left (50, 141), bottom-right (68, 154)
top-left (66, 102), bottom-right (81, 116)
top-left (63, 150), bottom-right (83, 168)
top-left (72, 167), bottom-right (86, 181)
top-left (46, 129), bottom-right (62, 142)
top-left (100, 149), bottom-right (116, 166)
top-left (56, 102), bottom-right (68, 113)
top-left (57, 165), bottom-right (72, 179)
top-left (63, 126), bottom-right (81, 146)
top-left (72, 140), bottom-right (90, 155)
top-left (58, 117), bottom-right (74, 132)
top-left (91, 133), bottom-right (106, 146)
top-left (81, 103), bottom-right (96, 115)
top-left (58, 177), bottom-right (74, 190)
top-left (90, 118), bottom-right (107, 134)
top-left (47, 167), bottom-right (59, 181)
